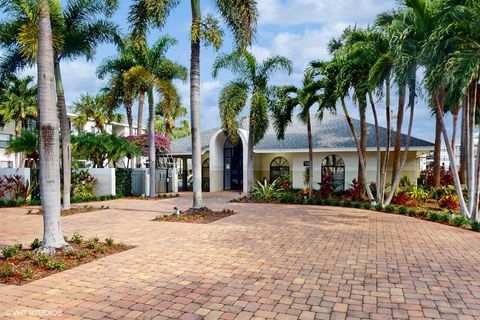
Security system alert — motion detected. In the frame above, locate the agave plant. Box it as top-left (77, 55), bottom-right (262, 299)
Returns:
top-left (252, 179), bottom-right (284, 202)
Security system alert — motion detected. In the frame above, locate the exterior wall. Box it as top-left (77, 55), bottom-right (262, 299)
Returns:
top-left (0, 123), bottom-right (16, 168)
top-left (86, 168), bottom-right (116, 196)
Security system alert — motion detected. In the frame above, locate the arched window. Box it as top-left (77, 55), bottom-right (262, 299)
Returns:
top-left (202, 158), bottom-right (210, 191)
top-left (270, 157), bottom-right (290, 182)
top-left (322, 155), bottom-right (345, 191)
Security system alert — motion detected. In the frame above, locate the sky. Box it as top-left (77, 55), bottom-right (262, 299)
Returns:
top-left (4, 0), bottom-right (447, 142)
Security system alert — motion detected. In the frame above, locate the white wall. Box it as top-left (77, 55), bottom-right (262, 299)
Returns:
top-left (85, 168), bottom-right (116, 196)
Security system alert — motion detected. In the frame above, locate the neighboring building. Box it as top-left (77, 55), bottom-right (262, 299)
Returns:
top-left (0, 122), bottom-right (15, 168)
top-left (171, 113), bottom-right (435, 194)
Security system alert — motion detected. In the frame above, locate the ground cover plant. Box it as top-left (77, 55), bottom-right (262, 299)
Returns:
top-left (0, 235), bottom-right (132, 285)
top-left (154, 208), bottom-right (235, 224)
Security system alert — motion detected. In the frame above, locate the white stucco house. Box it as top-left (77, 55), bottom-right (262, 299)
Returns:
top-left (170, 113), bottom-right (435, 194)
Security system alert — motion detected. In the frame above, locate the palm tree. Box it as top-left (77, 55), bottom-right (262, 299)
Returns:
top-left (155, 81), bottom-right (190, 139)
top-left (123, 37), bottom-right (187, 198)
top-left (270, 69), bottom-right (327, 198)
top-left (0, 75), bottom-right (37, 137)
top-left (212, 51), bottom-right (292, 194)
top-left (6, 130), bottom-right (39, 168)
top-left (0, 0), bottom-right (118, 210)
top-left (36, 0), bottom-right (68, 254)
top-left (72, 93), bottom-right (122, 133)
top-left (129, 0), bottom-right (258, 207)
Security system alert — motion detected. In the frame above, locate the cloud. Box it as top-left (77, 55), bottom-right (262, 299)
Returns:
top-left (258, 0), bottom-right (396, 26)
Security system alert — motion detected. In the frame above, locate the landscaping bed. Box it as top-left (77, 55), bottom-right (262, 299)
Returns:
top-left (0, 234), bottom-right (132, 285)
top-left (27, 205), bottom-right (110, 217)
top-left (154, 208), bottom-right (235, 224)
top-left (124, 193), bottom-right (180, 200)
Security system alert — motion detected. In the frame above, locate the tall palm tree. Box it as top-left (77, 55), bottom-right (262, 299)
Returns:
top-left (0, 0), bottom-right (118, 210)
top-left (72, 93), bottom-right (122, 133)
top-left (36, 0), bottom-right (68, 254)
top-left (270, 69), bottom-right (327, 198)
top-left (123, 37), bottom-right (187, 198)
top-left (155, 81), bottom-right (190, 139)
top-left (212, 51), bottom-right (292, 194)
top-left (0, 75), bottom-right (37, 137)
top-left (129, 0), bottom-right (258, 207)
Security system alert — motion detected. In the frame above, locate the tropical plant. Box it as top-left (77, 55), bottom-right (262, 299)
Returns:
top-left (155, 81), bottom-right (190, 139)
top-left (126, 133), bottom-right (170, 167)
top-left (212, 51), bottom-right (292, 195)
top-left (252, 179), bottom-right (283, 202)
top-left (0, 175), bottom-right (31, 200)
top-left (72, 93), bottom-right (122, 133)
top-left (0, 0), bottom-right (119, 210)
top-left (72, 132), bottom-right (141, 168)
top-left (5, 131), bottom-right (38, 168)
top-left (36, 0), bottom-right (69, 254)
top-left (319, 171), bottom-right (336, 199)
top-left (71, 170), bottom-right (96, 198)
top-left (270, 68), bottom-right (328, 198)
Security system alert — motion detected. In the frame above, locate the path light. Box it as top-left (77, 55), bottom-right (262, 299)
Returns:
top-left (174, 207), bottom-right (180, 218)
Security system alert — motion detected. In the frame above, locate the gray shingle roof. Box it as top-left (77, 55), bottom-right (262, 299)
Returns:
top-left (170, 112), bottom-right (434, 155)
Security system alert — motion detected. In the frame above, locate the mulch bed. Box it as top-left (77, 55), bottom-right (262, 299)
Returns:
top-left (27, 206), bottom-right (109, 217)
top-left (0, 240), bottom-right (133, 285)
top-left (153, 208), bottom-right (236, 224)
top-left (123, 193), bottom-right (180, 200)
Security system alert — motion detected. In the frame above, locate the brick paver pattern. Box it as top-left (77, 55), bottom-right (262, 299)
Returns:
top-left (1, 192), bottom-right (480, 319)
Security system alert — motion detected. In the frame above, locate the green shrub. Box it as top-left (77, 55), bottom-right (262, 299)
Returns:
top-left (407, 209), bottom-right (416, 217)
top-left (86, 241), bottom-right (96, 249)
top-left (115, 168), bottom-right (133, 196)
top-left (385, 205), bottom-right (395, 213)
top-left (332, 200), bottom-right (341, 206)
top-left (48, 261), bottom-right (66, 271)
top-left (342, 200), bottom-right (352, 207)
top-left (398, 207), bottom-right (408, 215)
top-left (71, 170), bottom-right (96, 198)
top-left (375, 203), bottom-right (383, 211)
top-left (279, 193), bottom-right (294, 203)
top-left (105, 237), bottom-right (114, 246)
top-left (75, 250), bottom-right (88, 260)
top-left (428, 211), bottom-right (439, 222)
top-left (252, 179), bottom-right (283, 202)
top-left (362, 202), bottom-right (372, 210)
top-left (20, 268), bottom-right (33, 279)
top-left (30, 238), bottom-right (42, 250)
top-left (0, 264), bottom-right (14, 277)
top-left (324, 199), bottom-right (333, 206)
top-left (2, 244), bottom-right (22, 258)
top-left (470, 220), bottom-right (480, 232)
top-left (451, 215), bottom-right (468, 227)
top-left (70, 233), bottom-right (83, 244)
top-left (64, 249), bottom-right (76, 257)
top-left (306, 198), bottom-right (316, 205)
top-left (353, 202), bottom-right (362, 209)
top-left (438, 214), bottom-right (450, 224)
top-left (315, 198), bottom-right (323, 205)
top-left (34, 254), bottom-right (51, 267)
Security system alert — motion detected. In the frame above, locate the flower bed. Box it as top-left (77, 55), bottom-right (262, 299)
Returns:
top-left (26, 205), bottom-right (110, 217)
top-left (0, 234), bottom-right (133, 285)
top-left (153, 208), bottom-right (235, 224)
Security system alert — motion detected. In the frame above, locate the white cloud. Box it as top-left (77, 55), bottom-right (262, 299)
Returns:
top-left (201, 81), bottom-right (222, 91)
top-left (258, 0), bottom-right (396, 26)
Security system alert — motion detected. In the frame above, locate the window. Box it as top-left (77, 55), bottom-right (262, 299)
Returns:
top-left (270, 157), bottom-right (289, 182)
top-left (321, 155), bottom-right (345, 191)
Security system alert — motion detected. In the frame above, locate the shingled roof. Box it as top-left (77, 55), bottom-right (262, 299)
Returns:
top-left (170, 112), bottom-right (434, 155)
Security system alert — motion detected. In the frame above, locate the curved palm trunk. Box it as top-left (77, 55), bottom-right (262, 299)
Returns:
top-left (368, 92), bottom-right (381, 204)
top-left (460, 98), bottom-right (467, 184)
top-left (148, 86), bottom-right (156, 198)
top-left (358, 99), bottom-right (367, 187)
top-left (37, 0), bottom-right (68, 254)
top-left (190, 0), bottom-right (203, 208)
top-left (306, 111), bottom-right (313, 198)
top-left (392, 83), bottom-right (406, 185)
top-left (341, 97), bottom-right (375, 203)
top-left (433, 114), bottom-right (442, 187)
top-left (247, 118), bottom-right (254, 195)
top-left (468, 81), bottom-right (478, 214)
top-left (137, 89), bottom-right (145, 134)
top-left (54, 56), bottom-right (71, 210)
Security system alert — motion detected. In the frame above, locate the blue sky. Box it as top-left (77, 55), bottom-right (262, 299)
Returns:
top-left (8, 0), bottom-right (445, 142)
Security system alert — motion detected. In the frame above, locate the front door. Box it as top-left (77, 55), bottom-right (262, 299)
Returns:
top-left (224, 137), bottom-right (243, 190)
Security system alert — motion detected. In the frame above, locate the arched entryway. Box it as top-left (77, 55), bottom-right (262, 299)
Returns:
top-left (224, 137), bottom-right (243, 190)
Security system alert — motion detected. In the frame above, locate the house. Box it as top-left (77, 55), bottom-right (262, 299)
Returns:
top-left (170, 113), bottom-right (435, 193)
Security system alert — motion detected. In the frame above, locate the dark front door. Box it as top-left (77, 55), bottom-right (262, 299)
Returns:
top-left (224, 137), bottom-right (243, 190)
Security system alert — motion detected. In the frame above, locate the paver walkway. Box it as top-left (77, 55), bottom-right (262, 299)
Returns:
top-left (1, 192), bottom-right (480, 319)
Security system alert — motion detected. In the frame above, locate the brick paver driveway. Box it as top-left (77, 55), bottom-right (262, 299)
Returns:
top-left (1, 192), bottom-right (480, 320)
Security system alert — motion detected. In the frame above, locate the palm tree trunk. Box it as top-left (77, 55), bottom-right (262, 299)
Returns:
top-left (125, 99), bottom-right (133, 136)
top-left (358, 98), bottom-right (367, 188)
top-left (434, 91), bottom-right (470, 218)
top-left (341, 97), bottom-right (375, 203)
top-left (190, 0), bottom-right (203, 208)
top-left (380, 74), bottom-right (392, 205)
top-left (148, 86), bottom-right (156, 198)
top-left (37, 0), bottom-right (68, 254)
top-left (368, 92), bottom-right (381, 204)
top-left (468, 81), bottom-right (477, 213)
top-left (451, 107), bottom-right (459, 154)
top-left (306, 111), bottom-right (313, 198)
top-left (137, 88), bottom-right (145, 134)
top-left (460, 98), bottom-right (467, 184)
top-left (433, 113), bottom-right (442, 187)
top-left (247, 117), bottom-right (254, 195)
top-left (54, 56), bottom-right (71, 210)
top-left (392, 82), bottom-right (406, 185)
